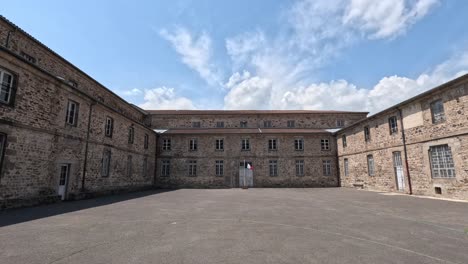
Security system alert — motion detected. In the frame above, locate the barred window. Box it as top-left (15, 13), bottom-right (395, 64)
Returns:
top-left (65, 100), bottom-right (79, 126)
top-left (295, 138), bottom-right (304, 151)
top-left (269, 160), bottom-right (278, 177)
top-left (342, 135), bottom-right (347, 148)
top-left (364, 126), bottom-right (370, 142)
top-left (287, 120), bottom-right (295, 128)
top-left (268, 139), bottom-right (277, 151)
top-left (344, 158), bottom-right (349, 177)
top-left (389, 116), bottom-right (398, 134)
top-left (216, 121), bottom-right (224, 128)
top-left (216, 139), bottom-right (224, 150)
top-left (162, 139), bottom-right (171, 151)
top-left (188, 160), bottom-right (197, 176)
top-left (101, 150), bottom-right (111, 177)
top-left (128, 126), bottom-right (134, 144)
top-left (189, 138), bottom-right (198, 151)
top-left (161, 160), bottom-right (170, 177)
top-left (296, 160), bottom-right (304, 176)
top-left (242, 139), bottom-right (250, 150)
top-left (105, 117), bottom-right (113, 137)
top-left (215, 160), bottom-right (224, 176)
top-left (430, 145), bottom-right (455, 178)
top-left (322, 160), bottom-right (331, 176)
top-left (430, 100), bottom-right (446, 124)
top-left (264, 120), bottom-right (272, 128)
top-left (367, 155), bottom-right (375, 176)
top-left (0, 69), bottom-right (15, 105)
top-left (321, 139), bottom-right (330, 150)
top-left (144, 134), bottom-right (149, 149)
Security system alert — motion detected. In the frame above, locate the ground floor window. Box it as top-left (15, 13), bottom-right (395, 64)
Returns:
top-left (296, 160), bottom-right (304, 176)
top-left (0, 133), bottom-right (6, 174)
top-left (269, 160), bottom-right (278, 177)
top-left (188, 160), bottom-right (197, 176)
top-left (162, 160), bottom-right (170, 177)
top-left (430, 145), bottom-right (456, 178)
top-left (215, 160), bottom-right (224, 176)
top-left (322, 160), bottom-right (331, 176)
top-left (101, 150), bottom-right (111, 177)
top-left (344, 158), bottom-right (349, 176)
top-left (367, 155), bottom-right (375, 176)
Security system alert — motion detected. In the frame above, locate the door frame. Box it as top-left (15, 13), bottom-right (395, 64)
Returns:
top-left (392, 151), bottom-right (405, 192)
top-left (58, 163), bottom-right (71, 200)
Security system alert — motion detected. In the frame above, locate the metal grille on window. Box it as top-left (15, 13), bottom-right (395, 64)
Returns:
top-left (430, 145), bottom-right (455, 178)
top-left (431, 100), bottom-right (446, 123)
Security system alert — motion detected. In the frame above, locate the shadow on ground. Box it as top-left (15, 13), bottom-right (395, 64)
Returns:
top-left (0, 189), bottom-right (174, 227)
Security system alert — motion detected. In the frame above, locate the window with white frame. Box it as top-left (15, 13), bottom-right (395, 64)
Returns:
top-left (336, 120), bottom-right (345, 127)
top-left (189, 138), bottom-right (198, 151)
top-left (364, 126), bottom-right (370, 142)
top-left (295, 138), bottom-right (304, 151)
top-left (105, 117), bottom-right (113, 137)
top-left (296, 160), bottom-right (304, 176)
top-left (188, 160), bottom-right (197, 176)
top-left (127, 155), bottom-right (133, 177)
top-left (128, 126), bottom-right (134, 144)
top-left (322, 160), bottom-right (331, 176)
top-left (0, 69), bottom-right (15, 105)
top-left (344, 158), bottom-right (349, 177)
top-left (65, 100), bottom-right (79, 126)
top-left (161, 160), bottom-right (170, 177)
top-left (264, 120), bottom-right (272, 128)
top-left (144, 134), bottom-right (149, 149)
top-left (268, 139), bottom-right (277, 151)
top-left (367, 155), bottom-right (375, 176)
top-left (215, 160), bottom-right (224, 176)
top-left (430, 100), bottom-right (446, 124)
top-left (216, 139), bottom-right (224, 150)
top-left (389, 116), bottom-right (398, 134)
top-left (287, 120), bottom-right (295, 128)
top-left (430, 145), bottom-right (456, 178)
top-left (242, 139), bottom-right (250, 150)
top-left (321, 139), bottom-right (330, 150)
top-left (269, 160), bottom-right (278, 177)
top-left (162, 138), bottom-right (171, 151)
top-left (101, 149), bottom-right (111, 177)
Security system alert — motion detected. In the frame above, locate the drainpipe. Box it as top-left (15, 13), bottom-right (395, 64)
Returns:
top-left (153, 133), bottom-right (159, 188)
top-left (397, 108), bottom-right (413, 195)
top-left (81, 101), bottom-right (95, 192)
top-left (334, 134), bottom-right (341, 187)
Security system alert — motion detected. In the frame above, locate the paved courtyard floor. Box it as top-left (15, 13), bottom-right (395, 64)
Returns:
top-left (1, 188), bottom-right (468, 264)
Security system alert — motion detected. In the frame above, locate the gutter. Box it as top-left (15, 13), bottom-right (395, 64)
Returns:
top-left (397, 108), bottom-right (413, 195)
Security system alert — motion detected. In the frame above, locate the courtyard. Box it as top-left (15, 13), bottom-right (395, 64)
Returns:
top-left (1, 188), bottom-right (468, 264)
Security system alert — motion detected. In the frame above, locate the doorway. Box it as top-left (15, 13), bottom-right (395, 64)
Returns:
top-left (58, 164), bottom-right (70, 200)
top-left (393, 152), bottom-right (405, 191)
top-left (239, 161), bottom-right (253, 187)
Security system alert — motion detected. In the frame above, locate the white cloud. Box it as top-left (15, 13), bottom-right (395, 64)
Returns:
top-left (160, 27), bottom-right (221, 85)
top-left (139, 86), bottom-right (196, 110)
top-left (119, 88), bottom-right (143, 96)
top-left (224, 72), bottom-right (273, 110)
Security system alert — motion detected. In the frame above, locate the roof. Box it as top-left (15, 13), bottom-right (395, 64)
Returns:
top-left (157, 128), bottom-right (332, 135)
top-left (334, 73), bottom-right (468, 134)
top-left (147, 110), bottom-right (369, 115)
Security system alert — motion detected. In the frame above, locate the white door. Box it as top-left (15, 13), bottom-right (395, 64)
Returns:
top-left (239, 162), bottom-right (253, 187)
top-left (58, 164), bottom-right (70, 200)
top-left (393, 152), bottom-right (405, 191)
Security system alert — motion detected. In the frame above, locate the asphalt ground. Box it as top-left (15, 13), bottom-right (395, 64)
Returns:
top-left (1, 188), bottom-right (468, 264)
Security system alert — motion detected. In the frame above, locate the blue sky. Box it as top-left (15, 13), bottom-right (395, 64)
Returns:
top-left (3, 0), bottom-right (468, 113)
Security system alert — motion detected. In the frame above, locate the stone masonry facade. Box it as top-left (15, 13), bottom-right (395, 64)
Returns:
top-left (1, 15), bottom-right (468, 208)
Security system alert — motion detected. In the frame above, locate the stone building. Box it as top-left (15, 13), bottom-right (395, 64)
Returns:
top-left (149, 110), bottom-right (368, 188)
top-left (336, 74), bottom-right (468, 200)
top-left (0, 16), bottom-right (156, 208)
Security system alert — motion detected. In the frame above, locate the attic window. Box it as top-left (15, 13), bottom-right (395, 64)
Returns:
top-left (20, 51), bottom-right (36, 64)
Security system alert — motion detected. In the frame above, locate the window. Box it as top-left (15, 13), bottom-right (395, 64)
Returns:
top-left (430, 100), bottom-right (446, 124)
top-left (162, 160), bottom-right (170, 177)
top-left (323, 160), bottom-right (331, 176)
top-left (101, 150), bottom-right (111, 177)
top-left (189, 138), bottom-right (198, 151)
top-left (59, 164), bottom-right (69, 186)
top-left (0, 133), bottom-right (7, 174)
top-left (389, 116), bottom-right (398, 134)
top-left (162, 139), bottom-right (171, 151)
top-left (367, 155), bottom-right (375, 176)
top-left (296, 160), bottom-right (304, 176)
top-left (342, 135), bottom-right (347, 148)
top-left (321, 139), bottom-right (330, 150)
top-left (127, 155), bottom-right (133, 177)
top-left (364, 126), bottom-right (370, 142)
top-left (216, 160), bottom-right (224, 176)
top-left (192, 122), bottom-right (201, 128)
top-left (216, 121), bottom-right (224, 128)
top-left (242, 139), bottom-right (250, 151)
top-left (0, 68), bottom-right (15, 105)
top-left (105, 117), bottom-right (113, 137)
top-left (128, 126), bottom-right (134, 144)
top-left (269, 160), bottom-right (278, 177)
top-left (240, 121), bottom-right (248, 128)
top-left (144, 134), bottom-right (149, 149)
top-left (264, 120), bottom-right (272, 128)
top-left (188, 160), bottom-right (197, 176)
top-left (430, 145), bottom-right (456, 178)
top-left (295, 138), bottom-right (304, 151)
top-left (142, 157), bottom-right (148, 178)
top-left (287, 120), bottom-right (295, 128)
top-left (336, 120), bottom-right (345, 127)
top-left (268, 139), bottom-right (277, 151)
top-left (20, 51), bottom-right (36, 64)
top-left (344, 158), bottom-right (349, 177)
top-left (65, 100), bottom-right (79, 126)
top-left (216, 139), bottom-right (224, 151)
